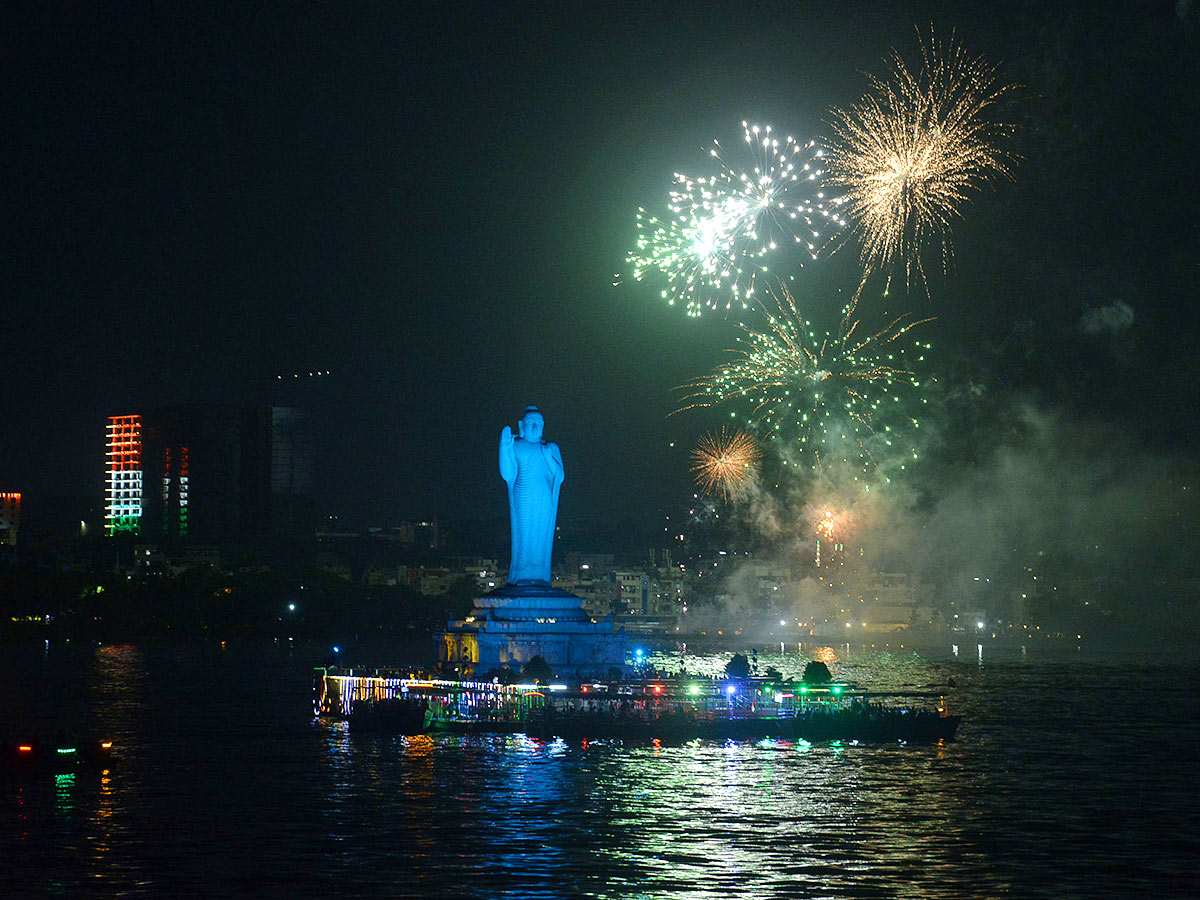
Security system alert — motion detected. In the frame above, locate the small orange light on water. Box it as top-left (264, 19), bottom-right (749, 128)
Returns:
top-left (18, 745), bottom-right (32, 753)
top-left (101, 741), bottom-right (113, 749)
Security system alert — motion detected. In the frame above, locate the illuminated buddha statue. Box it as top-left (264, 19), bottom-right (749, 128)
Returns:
top-left (499, 406), bottom-right (564, 586)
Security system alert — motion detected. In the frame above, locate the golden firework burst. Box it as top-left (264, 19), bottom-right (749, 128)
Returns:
top-left (826, 30), bottom-right (1015, 283)
top-left (690, 428), bottom-right (762, 500)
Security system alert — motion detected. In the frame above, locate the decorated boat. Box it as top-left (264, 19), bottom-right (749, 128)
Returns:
top-left (314, 668), bottom-right (960, 744)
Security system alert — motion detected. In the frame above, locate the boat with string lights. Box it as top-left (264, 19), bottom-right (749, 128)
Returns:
top-left (314, 668), bottom-right (960, 744)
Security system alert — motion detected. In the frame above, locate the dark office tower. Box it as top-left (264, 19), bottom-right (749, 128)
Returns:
top-left (241, 407), bottom-right (315, 560)
top-left (142, 405), bottom-right (245, 549)
top-left (269, 407), bottom-right (314, 540)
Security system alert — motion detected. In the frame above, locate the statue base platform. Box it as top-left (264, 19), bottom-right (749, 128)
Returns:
top-left (436, 584), bottom-right (628, 678)
top-left (473, 584), bottom-right (592, 622)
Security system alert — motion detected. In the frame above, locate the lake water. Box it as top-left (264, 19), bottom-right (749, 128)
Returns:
top-left (1, 640), bottom-right (1198, 898)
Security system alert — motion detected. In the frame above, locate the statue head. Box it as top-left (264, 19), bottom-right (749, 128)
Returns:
top-left (518, 405), bottom-right (544, 441)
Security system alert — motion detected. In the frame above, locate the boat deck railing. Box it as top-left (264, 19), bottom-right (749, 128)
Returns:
top-left (314, 668), bottom-right (951, 723)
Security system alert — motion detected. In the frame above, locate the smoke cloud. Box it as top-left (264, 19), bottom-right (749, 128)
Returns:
top-left (1079, 301), bottom-right (1134, 335)
top-left (708, 400), bottom-right (1198, 648)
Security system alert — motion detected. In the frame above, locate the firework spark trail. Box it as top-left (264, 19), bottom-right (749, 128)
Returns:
top-left (815, 508), bottom-right (837, 541)
top-left (627, 123), bottom-right (846, 317)
top-left (690, 428), bottom-right (762, 500)
top-left (825, 30), bottom-right (1015, 285)
top-left (813, 506), bottom-right (847, 569)
top-left (677, 283), bottom-right (933, 477)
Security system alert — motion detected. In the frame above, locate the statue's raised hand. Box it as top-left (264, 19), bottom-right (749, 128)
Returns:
top-left (500, 425), bottom-right (514, 447)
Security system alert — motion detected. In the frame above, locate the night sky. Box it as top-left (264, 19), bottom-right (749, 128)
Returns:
top-left (4, 2), bottom-right (1198, 546)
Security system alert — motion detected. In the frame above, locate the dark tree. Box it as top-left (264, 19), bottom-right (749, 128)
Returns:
top-left (724, 653), bottom-right (751, 679)
top-left (480, 666), bottom-right (517, 685)
top-left (523, 655), bottom-right (553, 683)
top-left (802, 661), bottom-right (833, 684)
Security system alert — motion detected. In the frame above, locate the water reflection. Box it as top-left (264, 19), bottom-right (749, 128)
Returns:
top-left (88, 644), bottom-right (149, 758)
top-left (302, 651), bottom-right (1191, 898)
top-left (551, 732), bottom-right (1030, 899)
top-left (92, 767), bottom-right (114, 867)
top-left (316, 724), bottom-right (591, 897)
top-left (54, 772), bottom-right (75, 814)
top-left (3, 643), bottom-right (1197, 898)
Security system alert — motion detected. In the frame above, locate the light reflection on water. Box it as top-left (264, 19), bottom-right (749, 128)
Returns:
top-left (0, 642), bottom-right (1197, 898)
top-left (642, 643), bottom-right (962, 691)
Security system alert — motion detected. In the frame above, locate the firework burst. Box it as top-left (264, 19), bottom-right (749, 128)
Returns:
top-left (690, 428), bottom-right (762, 500)
top-left (677, 284), bottom-right (932, 476)
top-left (825, 31), bottom-right (1015, 284)
top-left (627, 123), bottom-right (845, 317)
top-left (813, 506), bottom-right (848, 569)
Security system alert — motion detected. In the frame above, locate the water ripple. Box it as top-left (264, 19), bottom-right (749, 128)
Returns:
top-left (1, 643), bottom-right (1198, 898)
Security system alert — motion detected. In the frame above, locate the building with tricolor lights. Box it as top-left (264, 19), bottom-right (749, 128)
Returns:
top-left (105, 415), bottom-right (143, 535)
top-left (0, 492), bottom-right (21, 546)
top-left (104, 406), bottom-right (314, 561)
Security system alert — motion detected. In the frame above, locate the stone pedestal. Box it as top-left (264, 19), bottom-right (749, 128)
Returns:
top-left (437, 585), bottom-right (627, 678)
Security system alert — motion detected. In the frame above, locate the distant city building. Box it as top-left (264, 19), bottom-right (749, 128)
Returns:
top-left (650, 570), bottom-right (686, 614)
top-left (575, 578), bottom-right (620, 618)
top-left (857, 571), bottom-right (933, 609)
top-left (564, 551), bottom-right (615, 577)
top-left (105, 415), bottom-right (143, 535)
top-left (103, 405), bottom-right (314, 559)
top-left (140, 405), bottom-right (234, 544)
top-left (251, 406), bottom-right (316, 553)
top-left (0, 492), bottom-right (20, 545)
top-left (395, 520), bottom-right (440, 549)
top-left (614, 570), bottom-right (647, 613)
top-left (746, 562), bottom-right (789, 604)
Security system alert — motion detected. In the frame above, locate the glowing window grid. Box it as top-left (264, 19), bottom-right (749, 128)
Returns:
top-left (105, 415), bottom-right (142, 535)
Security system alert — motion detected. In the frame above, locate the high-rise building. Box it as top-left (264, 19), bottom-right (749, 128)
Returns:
top-left (162, 444), bottom-right (190, 539)
top-left (0, 492), bottom-right (21, 545)
top-left (105, 415), bottom-right (143, 535)
top-left (104, 406), bottom-right (314, 559)
top-left (141, 405), bottom-right (244, 546)
top-left (241, 406), bottom-right (316, 557)
top-left (262, 406), bottom-right (316, 559)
